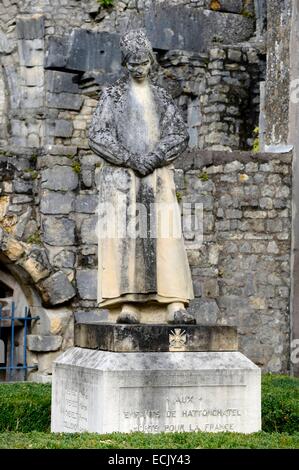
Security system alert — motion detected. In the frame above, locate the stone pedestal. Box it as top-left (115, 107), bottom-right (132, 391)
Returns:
top-left (74, 323), bottom-right (238, 352)
top-left (51, 324), bottom-right (261, 434)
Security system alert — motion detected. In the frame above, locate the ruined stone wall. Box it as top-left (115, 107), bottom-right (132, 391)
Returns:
top-left (0, 1), bottom-right (260, 156)
top-left (1, 0), bottom-right (291, 378)
top-left (195, 44), bottom-right (264, 151)
top-left (0, 148), bottom-right (292, 377)
top-left (177, 150), bottom-right (292, 373)
top-left (42, 43), bottom-right (264, 156)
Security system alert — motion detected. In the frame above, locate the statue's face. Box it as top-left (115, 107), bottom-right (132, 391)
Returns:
top-left (126, 52), bottom-right (151, 82)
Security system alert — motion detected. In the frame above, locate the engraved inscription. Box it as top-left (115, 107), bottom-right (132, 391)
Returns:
top-left (119, 387), bottom-right (244, 433)
top-left (63, 385), bottom-right (88, 432)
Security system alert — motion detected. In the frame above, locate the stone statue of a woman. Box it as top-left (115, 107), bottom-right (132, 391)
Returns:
top-left (88, 30), bottom-right (195, 324)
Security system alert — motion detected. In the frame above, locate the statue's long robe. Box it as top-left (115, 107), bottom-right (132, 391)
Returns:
top-left (89, 78), bottom-right (194, 307)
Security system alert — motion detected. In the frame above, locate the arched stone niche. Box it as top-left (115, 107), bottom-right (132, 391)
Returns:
top-left (0, 252), bottom-right (74, 382)
top-left (0, 264), bottom-right (30, 381)
top-left (0, 267), bottom-right (28, 315)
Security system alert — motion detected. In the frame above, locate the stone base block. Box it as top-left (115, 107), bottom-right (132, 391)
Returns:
top-left (74, 323), bottom-right (238, 352)
top-left (51, 348), bottom-right (261, 434)
top-left (107, 303), bottom-right (168, 323)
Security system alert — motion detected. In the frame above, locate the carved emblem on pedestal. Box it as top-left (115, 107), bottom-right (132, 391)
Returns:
top-left (169, 328), bottom-right (187, 351)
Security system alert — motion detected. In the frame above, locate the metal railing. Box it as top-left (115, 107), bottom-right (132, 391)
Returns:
top-left (0, 301), bottom-right (39, 381)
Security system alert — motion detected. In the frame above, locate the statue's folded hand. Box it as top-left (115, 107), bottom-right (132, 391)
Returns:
top-left (141, 152), bottom-right (163, 176)
top-left (126, 154), bottom-right (155, 177)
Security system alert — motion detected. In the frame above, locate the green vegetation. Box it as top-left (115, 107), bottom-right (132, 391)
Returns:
top-left (252, 126), bottom-right (260, 153)
top-left (71, 161), bottom-right (81, 174)
top-left (29, 154), bottom-right (38, 163)
top-left (0, 149), bottom-right (13, 157)
top-left (0, 374), bottom-right (298, 448)
top-left (97, 0), bottom-right (114, 8)
top-left (24, 168), bottom-right (38, 179)
top-left (241, 0), bottom-right (255, 18)
top-left (26, 230), bottom-right (42, 245)
top-left (0, 383), bottom-right (51, 433)
top-left (262, 374), bottom-right (299, 434)
top-left (241, 9), bottom-right (255, 18)
top-left (176, 191), bottom-right (182, 202)
top-left (198, 172), bottom-right (209, 181)
top-left (0, 431), bottom-right (298, 449)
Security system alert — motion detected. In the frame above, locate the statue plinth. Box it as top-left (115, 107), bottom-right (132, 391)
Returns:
top-left (51, 322), bottom-right (261, 434)
top-left (74, 322), bottom-right (238, 353)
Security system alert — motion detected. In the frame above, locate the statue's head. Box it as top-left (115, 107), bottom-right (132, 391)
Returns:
top-left (120, 29), bottom-right (155, 83)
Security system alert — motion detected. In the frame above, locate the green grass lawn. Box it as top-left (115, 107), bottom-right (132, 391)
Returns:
top-left (0, 431), bottom-right (298, 449)
top-left (0, 373), bottom-right (298, 449)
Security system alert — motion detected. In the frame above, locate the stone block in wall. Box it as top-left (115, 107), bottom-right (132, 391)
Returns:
top-left (144, 5), bottom-right (254, 52)
top-left (18, 40), bottom-right (44, 66)
top-left (0, 31), bottom-right (14, 54)
top-left (14, 208), bottom-right (33, 239)
top-left (19, 248), bottom-right (51, 283)
top-left (203, 278), bottom-right (220, 298)
top-left (47, 92), bottom-right (83, 111)
top-left (27, 134), bottom-right (40, 147)
top-left (27, 335), bottom-right (62, 352)
top-left (10, 120), bottom-right (27, 144)
top-left (12, 194), bottom-right (33, 204)
top-left (45, 30), bottom-right (121, 73)
top-left (46, 145), bottom-right (77, 156)
top-left (53, 250), bottom-right (76, 269)
top-left (210, 48), bottom-right (226, 60)
top-left (47, 119), bottom-right (74, 138)
top-left (74, 310), bottom-right (108, 323)
top-left (46, 309), bottom-right (73, 337)
top-left (36, 351), bottom-right (62, 375)
top-left (47, 71), bottom-right (81, 94)
top-left (22, 86), bottom-right (44, 108)
top-left (192, 277), bottom-right (202, 297)
top-left (44, 36), bottom-right (68, 70)
top-left (1, 236), bottom-right (26, 261)
top-left (80, 216), bottom-right (97, 244)
top-left (227, 49), bottom-right (242, 62)
top-left (13, 178), bottom-right (33, 194)
top-left (16, 15), bottom-right (45, 40)
top-left (42, 216), bottom-right (76, 246)
top-left (76, 269), bottom-right (97, 300)
top-left (187, 298), bottom-right (220, 324)
top-left (41, 166), bottom-right (79, 191)
top-left (40, 190), bottom-right (75, 215)
top-left (217, 295), bottom-right (250, 313)
top-left (75, 194), bottom-right (98, 214)
top-left (20, 66), bottom-right (44, 87)
top-left (81, 168), bottom-right (93, 188)
top-left (38, 271), bottom-right (76, 306)
top-left (78, 245), bottom-right (97, 268)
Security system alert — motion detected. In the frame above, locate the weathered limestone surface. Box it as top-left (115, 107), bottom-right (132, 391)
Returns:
top-left (264, 0), bottom-right (292, 146)
top-left (27, 334), bottom-right (62, 352)
top-left (74, 323), bottom-right (238, 352)
top-left (0, 148), bottom-right (292, 373)
top-left (51, 347), bottom-right (261, 434)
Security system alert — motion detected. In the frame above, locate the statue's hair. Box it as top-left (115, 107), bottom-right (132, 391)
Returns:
top-left (120, 29), bottom-right (156, 66)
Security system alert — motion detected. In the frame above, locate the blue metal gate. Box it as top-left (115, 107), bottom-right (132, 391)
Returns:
top-left (0, 302), bottom-right (39, 381)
